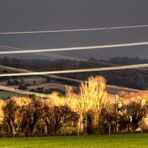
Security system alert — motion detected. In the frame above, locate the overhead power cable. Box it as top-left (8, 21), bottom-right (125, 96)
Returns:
top-left (0, 41), bottom-right (148, 55)
top-left (1, 24), bottom-right (148, 35)
top-left (0, 63), bottom-right (148, 77)
top-left (0, 64), bottom-right (146, 93)
top-left (0, 44), bottom-right (88, 61)
top-left (1, 64), bottom-right (147, 93)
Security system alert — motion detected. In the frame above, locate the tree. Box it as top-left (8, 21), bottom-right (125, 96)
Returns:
top-left (126, 101), bottom-right (147, 131)
top-left (99, 105), bottom-right (117, 134)
top-left (2, 99), bottom-right (19, 137)
top-left (77, 76), bottom-right (107, 134)
top-left (120, 100), bottom-right (148, 132)
top-left (50, 106), bottom-right (78, 135)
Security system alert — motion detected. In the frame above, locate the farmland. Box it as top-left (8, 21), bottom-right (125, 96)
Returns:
top-left (0, 133), bottom-right (147, 148)
top-left (0, 57), bottom-right (148, 98)
top-left (0, 91), bottom-right (25, 99)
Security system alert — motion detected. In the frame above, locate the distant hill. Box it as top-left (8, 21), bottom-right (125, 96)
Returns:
top-left (0, 57), bottom-right (147, 91)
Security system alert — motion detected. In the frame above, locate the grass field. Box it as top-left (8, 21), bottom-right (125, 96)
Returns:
top-left (0, 91), bottom-right (27, 99)
top-left (0, 133), bottom-right (147, 148)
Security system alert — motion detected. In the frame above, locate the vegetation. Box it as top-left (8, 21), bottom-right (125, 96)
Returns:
top-left (0, 91), bottom-right (25, 99)
top-left (0, 57), bottom-right (148, 90)
top-left (0, 134), bottom-right (148, 148)
top-left (0, 76), bottom-right (147, 137)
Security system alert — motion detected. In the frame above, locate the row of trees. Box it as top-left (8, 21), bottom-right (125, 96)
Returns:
top-left (0, 76), bottom-right (148, 137)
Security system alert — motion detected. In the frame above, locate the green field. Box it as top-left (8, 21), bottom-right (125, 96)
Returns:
top-left (0, 133), bottom-right (147, 148)
top-left (0, 91), bottom-right (27, 99)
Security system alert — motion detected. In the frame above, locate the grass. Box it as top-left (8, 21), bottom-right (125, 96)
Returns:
top-left (0, 91), bottom-right (27, 99)
top-left (0, 133), bottom-right (148, 148)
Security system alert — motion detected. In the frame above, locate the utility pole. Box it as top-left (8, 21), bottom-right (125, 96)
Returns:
top-left (115, 95), bottom-right (119, 133)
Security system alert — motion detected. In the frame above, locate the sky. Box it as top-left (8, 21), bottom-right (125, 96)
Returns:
top-left (0, 0), bottom-right (148, 60)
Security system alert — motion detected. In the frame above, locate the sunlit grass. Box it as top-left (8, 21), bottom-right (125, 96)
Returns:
top-left (0, 133), bottom-right (147, 148)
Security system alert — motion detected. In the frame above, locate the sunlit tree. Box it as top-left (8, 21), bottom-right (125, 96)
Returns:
top-left (77, 76), bottom-right (107, 134)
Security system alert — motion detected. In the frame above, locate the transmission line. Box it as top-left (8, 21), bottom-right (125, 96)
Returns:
top-left (0, 64), bottom-right (145, 92)
top-left (0, 44), bottom-right (87, 61)
top-left (1, 24), bottom-right (148, 35)
top-left (0, 41), bottom-right (148, 55)
top-left (0, 63), bottom-right (148, 77)
top-left (0, 64), bottom-right (146, 93)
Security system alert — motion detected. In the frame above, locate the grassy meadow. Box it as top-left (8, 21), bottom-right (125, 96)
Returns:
top-left (0, 91), bottom-right (21, 99)
top-left (0, 133), bottom-right (147, 148)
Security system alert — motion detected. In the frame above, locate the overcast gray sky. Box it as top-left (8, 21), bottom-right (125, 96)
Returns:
top-left (0, 0), bottom-right (148, 59)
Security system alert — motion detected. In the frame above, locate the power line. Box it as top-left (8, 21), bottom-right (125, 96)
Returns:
top-left (0, 44), bottom-right (123, 66)
top-left (0, 64), bottom-right (142, 88)
top-left (0, 64), bottom-right (147, 93)
top-left (0, 41), bottom-right (148, 55)
top-left (0, 44), bottom-right (115, 64)
top-left (0, 43), bottom-right (88, 61)
top-left (0, 64), bottom-right (82, 83)
top-left (0, 44), bottom-right (120, 65)
top-left (0, 64), bottom-right (146, 93)
top-left (0, 46), bottom-right (147, 91)
top-left (0, 44), bottom-right (22, 50)
top-left (34, 53), bottom-right (88, 61)
top-left (0, 63), bottom-right (148, 77)
top-left (1, 24), bottom-right (148, 35)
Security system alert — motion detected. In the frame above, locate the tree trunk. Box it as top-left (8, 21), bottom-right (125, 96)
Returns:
top-left (77, 113), bottom-right (84, 135)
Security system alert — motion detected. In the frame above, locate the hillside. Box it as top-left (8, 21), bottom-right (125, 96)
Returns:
top-left (0, 57), bottom-right (147, 91)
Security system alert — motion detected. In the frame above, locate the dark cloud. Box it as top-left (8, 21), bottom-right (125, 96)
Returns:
top-left (0, 0), bottom-right (148, 59)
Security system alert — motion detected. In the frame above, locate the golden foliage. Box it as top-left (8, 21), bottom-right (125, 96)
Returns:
top-left (11, 96), bottom-right (31, 106)
top-left (0, 99), bottom-right (5, 123)
top-left (79, 76), bottom-right (107, 113)
top-left (119, 92), bottom-right (148, 105)
top-left (0, 75), bottom-right (148, 135)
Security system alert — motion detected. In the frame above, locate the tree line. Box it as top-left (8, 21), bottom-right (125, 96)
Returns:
top-left (0, 76), bottom-right (147, 137)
